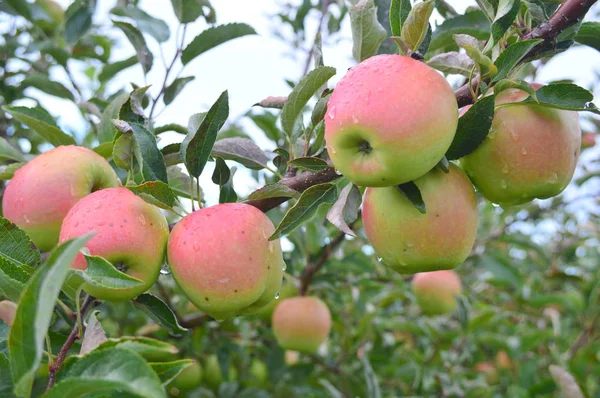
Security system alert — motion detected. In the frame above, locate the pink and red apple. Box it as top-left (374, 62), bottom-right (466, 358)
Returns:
top-left (412, 270), bottom-right (462, 315)
top-left (0, 300), bottom-right (17, 326)
top-left (3, 145), bottom-right (120, 251)
top-left (59, 187), bottom-right (169, 301)
top-left (325, 54), bottom-right (458, 187)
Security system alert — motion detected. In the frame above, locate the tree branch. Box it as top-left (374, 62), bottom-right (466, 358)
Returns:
top-left (47, 295), bottom-right (96, 390)
top-left (179, 312), bottom-right (211, 328)
top-left (300, 229), bottom-right (348, 295)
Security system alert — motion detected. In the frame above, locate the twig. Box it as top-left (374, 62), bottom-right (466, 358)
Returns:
top-left (301, 0), bottom-right (331, 77)
top-left (299, 230), bottom-right (349, 295)
top-left (179, 312), bottom-right (211, 328)
top-left (47, 295), bottom-right (96, 390)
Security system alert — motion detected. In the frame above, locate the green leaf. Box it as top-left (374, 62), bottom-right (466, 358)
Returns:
top-left (45, 347), bottom-right (166, 398)
top-left (111, 6), bottom-right (170, 43)
top-left (21, 74), bottom-right (74, 100)
top-left (349, 0), bottom-right (388, 62)
top-left (389, 0), bottom-right (412, 37)
top-left (212, 137), bottom-right (269, 170)
top-left (99, 56), bottom-right (138, 83)
top-left (181, 23), bottom-right (256, 65)
top-left (150, 360), bottom-right (194, 385)
top-left (119, 85), bottom-right (150, 125)
top-left (80, 311), bottom-right (108, 355)
top-left (133, 294), bottom-right (187, 335)
top-left (359, 354), bottom-right (381, 398)
top-left (270, 183), bottom-right (338, 240)
top-left (494, 79), bottom-right (538, 100)
top-left (0, 352), bottom-right (13, 397)
top-left (491, 0), bottom-right (520, 44)
top-left (96, 337), bottom-right (179, 362)
top-left (163, 77), bottom-right (195, 105)
top-left (326, 183), bottom-right (361, 237)
top-left (287, 157), bottom-right (331, 172)
top-left (0, 217), bottom-right (42, 267)
top-left (280, 66), bottom-right (336, 138)
top-left (311, 94), bottom-right (331, 127)
top-left (211, 157), bottom-right (231, 185)
top-left (9, 234), bottom-right (92, 397)
top-left (246, 184), bottom-right (300, 201)
top-left (3, 0), bottom-right (32, 20)
top-left (574, 21), bottom-right (600, 52)
top-left (64, 0), bottom-right (95, 44)
top-left (0, 163), bottom-right (24, 180)
top-left (170, 0), bottom-right (215, 24)
top-left (426, 51), bottom-right (474, 76)
top-left (454, 34), bottom-right (497, 78)
top-left (126, 181), bottom-right (177, 210)
top-left (520, 83), bottom-right (598, 113)
top-left (479, 254), bottom-right (521, 288)
top-left (491, 39), bottom-right (543, 82)
top-left (400, 0), bottom-right (434, 53)
top-left (130, 123), bottom-right (169, 183)
top-left (445, 96), bottom-right (495, 160)
top-left (113, 20), bottom-right (153, 74)
top-left (396, 181), bottom-right (426, 214)
top-left (0, 137), bottom-right (25, 162)
top-left (166, 166), bottom-right (201, 200)
top-left (3, 106), bottom-right (76, 147)
top-left (181, 91), bottom-right (229, 179)
top-left (0, 256), bottom-right (31, 303)
top-left (428, 11), bottom-right (490, 52)
top-left (71, 255), bottom-right (143, 291)
top-left (99, 92), bottom-right (130, 143)
top-left (218, 166), bottom-right (237, 204)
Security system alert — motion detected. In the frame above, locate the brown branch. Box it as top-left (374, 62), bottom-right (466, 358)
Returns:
top-left (299, 230), bottom-right (348, 295)
top-left (47, 295), bottom-right (96, 390)
top-left (179, 312), bottom-right (211, 328)
top-left (455, 0), bottom-right (597, 107)
top-left (245, 167), bottom-right (341, 212)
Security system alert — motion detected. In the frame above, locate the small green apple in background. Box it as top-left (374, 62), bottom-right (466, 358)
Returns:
top-left (272, 296), bottom-right (331, 353)
top-left (0, 300), bottom-right (17, 326)
top-left (59, 187), bottom-right (169, 301)
top-left (243, 358), bottom-right (268, 387)
top-left (325, 54), bottom-right (458, 187)
top-left (168, 203), bottom-right (284, 319)
top-left (3, 145), bottom-right (119, 251)
top-left (168, 360), bottom-right (202, 394)
top-left (362, 164), bottom-right (478, 274)
top-left (204, 354), bottom-right (237, 390)
top-left (581, 133), bottom-right (596, 150)
top-left (255, 273), bottom-right (298, 322)
top-left (412, 270), bottom-right (462, 315)
top-left (461, 84), bottom-right (581, 206)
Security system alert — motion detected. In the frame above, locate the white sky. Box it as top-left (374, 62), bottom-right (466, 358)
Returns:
top-left (26, 0), bottom-right (600, 206)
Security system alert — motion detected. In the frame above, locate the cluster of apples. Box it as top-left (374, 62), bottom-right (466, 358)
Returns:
top-left (325, 54), bottom-right (581, 313)
top-left (1, 146), bottom-right (286, 318)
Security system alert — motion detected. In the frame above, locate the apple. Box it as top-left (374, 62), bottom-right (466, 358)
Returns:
top-left (325, 54), bottom-right (458, 187)
top-left (204, 355), bottom-right (237, 389)
top-left (167, 203), bottom-right (285, 320)
top-left (3, 145), bottom-right (119, 251)
top-left (272, 296), bottom-right (331, 353)
top-left (168, 360), bottom-right (203, 392)
top-left (254, 273), bottom-right (298, 322)
top-left (411, 270), bottom-right (462, 315)
top-left (461, 84), bottom-right (581, 206)
top-left (474, 362), bottom-right (499, 384)
top-left (362, 164), bottom-right (478, 274)
top-left (243, 358), bottom-right (268, 387)
top-left (0, 300), bottom-right (17, 326)
top-left (59, 187), bottom-right (169, 301)
top-left (581, 133), bottom-right (596, 149)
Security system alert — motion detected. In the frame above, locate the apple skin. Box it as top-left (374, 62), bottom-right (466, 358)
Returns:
top-left (168, 203), bottom-right (284, 320)
top-left (272, 296), bottom-right (332, 353)
top-left (243, 358), bottom-right (268, 387)
top-left (2, 145), bottom-right (120, 251)
top-left (581, 133), bottom-right (596, 150)
top-left (254, 273), bottom-right (298, 322)
top-left (461, 84), bottom-right (581, 206)
top-left (0, 300), bottom-right (17, 326)
top-left (474, 362), bottom-right (499, 384)
top-left (58, 187), bottom-right (169, 301)
top-left (325, 54), bottom-right (458, 187)
top-left (169, 360), bottom-right (203, 391)
top-left (204, 355), bottom-right (237, 389)
top-left (412, 270), bottom-right (462, 315)
top-left (362, 164), bottom-right (478, 274)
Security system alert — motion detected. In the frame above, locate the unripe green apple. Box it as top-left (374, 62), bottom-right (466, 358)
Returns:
top-left (255, 273), bottom-right (298, 322)
top-left (362, 164), bottom-right (478, 274)
top-left (0, 300), bottom-right (17, 326)
top-left (169, 360), bottom-right (203, 391)
top-left (59, 187), bottom-right (169, 301)
top-left (168, 203), bottom-right (285, 320)
top-left (204, 355), bottom-right (237, 389)
top-left (3, 145), bottom-right (119, 251)
top-left (325, 54), bottom-right (458, 187)
top-left (412, 270), bottom-right (462, 315)
top-left (461, 84), bottom-right (581, 206)
top-left (272, 296), bottom-right (331, 353)
top-left (244, 358), bottom-right (268, 387)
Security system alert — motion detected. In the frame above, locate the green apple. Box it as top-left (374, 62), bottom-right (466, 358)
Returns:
top-left (169, 360), bottom-right (203, 391)
top-left (412, 270), bottom-right (462, 315)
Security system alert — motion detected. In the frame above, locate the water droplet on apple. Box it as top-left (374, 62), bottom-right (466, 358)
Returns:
top-left (335, 169), bottom-right (342, 175)
top-left (94, 201), bottom-right (102, 209)
top-left (281, 262), bottom-right (287, 271)
top-left (376, 256), bottom-right (383, 262)
top-left (521, 147), bottom-right (527, 155)
top-left (138, 215), bottom-right (147, 225)
top-left (550, 172), bottom-right (558, 182)
top-left (352, 115), bottom-right (359, 123)
top-left (160, 264), bottom-right (171, 275)
top-left (23, 215), bottom-right (30, 224)
top-left (274, 292), bottom-right (280, 300)
top-left (488, 129), bottom-right (497, 140)
top-left (501, 179), bottom-right (508, 189)
top-left (510, 131), bottom-right (519, 142)
top-left (502, 164), bottom-right (509, 174)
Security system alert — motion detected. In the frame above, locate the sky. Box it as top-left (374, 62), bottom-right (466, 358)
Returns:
top-left (25, 0), bottom-right (600, 207)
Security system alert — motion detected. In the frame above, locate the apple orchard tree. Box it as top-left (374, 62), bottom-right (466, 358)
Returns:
top-left (0, 0), bottom-right (599, 397)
